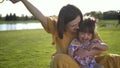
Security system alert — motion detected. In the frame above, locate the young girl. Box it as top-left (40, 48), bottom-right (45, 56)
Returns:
top-left (68, 18), bottom-right (108, 68)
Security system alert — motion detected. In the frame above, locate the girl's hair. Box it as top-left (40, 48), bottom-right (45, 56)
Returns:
top-left (79, 18), bottom-right (96, 39)
top-left (57, 4), bottom-right (83, 39)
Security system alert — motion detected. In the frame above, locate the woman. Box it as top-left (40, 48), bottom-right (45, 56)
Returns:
top-left (10, 0), bottom-right (120, 68)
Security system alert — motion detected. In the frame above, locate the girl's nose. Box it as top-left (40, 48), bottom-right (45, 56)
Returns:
top-left (84, 33), bottom-right (88, 38)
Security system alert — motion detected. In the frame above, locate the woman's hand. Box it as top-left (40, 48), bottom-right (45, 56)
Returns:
top-left (10, 0), bottom-right (20, 3)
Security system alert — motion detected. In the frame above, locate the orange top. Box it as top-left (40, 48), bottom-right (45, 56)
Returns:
top-left (43, 16), bottom-right (100, 54)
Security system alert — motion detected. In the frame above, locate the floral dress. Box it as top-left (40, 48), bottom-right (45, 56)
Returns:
top-left (68, 38), bottom-right (102, 68)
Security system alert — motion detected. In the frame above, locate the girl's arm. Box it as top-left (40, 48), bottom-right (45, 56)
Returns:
top-left (89, 49), bottom-right (104, 55)
top-left (10, 0), bottom-right (47, 28)
top-left (92, 43), bottom-right (109, 51)
top-left (88, 42), bottom-right (108, 56)
top-left (88, 39), bottom-right (109, 51)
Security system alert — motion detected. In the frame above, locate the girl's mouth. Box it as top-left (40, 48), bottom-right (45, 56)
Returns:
top-left (82, 38), bottom-right (88, 42)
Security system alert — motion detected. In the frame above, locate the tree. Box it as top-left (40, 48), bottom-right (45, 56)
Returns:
top-left (117, 11), bottom-right (120, 24)
top-left (13, 13), bottom-right (17, 20)
top-left (84, 11), bottom-right (103, 19)
top-left (5, 13), bottom-right (18, 21)
top-left (0, 14), bottom-right (1, 19)
top-left (5, 14), bottom-right (9, 21)
top-left (103, 10), bottom-right (118, 20)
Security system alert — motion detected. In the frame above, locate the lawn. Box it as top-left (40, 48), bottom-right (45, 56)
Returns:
top-left (0, 20), bottom-right (120, 68)
top-left (0, 30), bottom-right (55, 68)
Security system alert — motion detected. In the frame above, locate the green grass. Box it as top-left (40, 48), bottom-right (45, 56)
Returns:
top-left (0, 30), bottom-right (55, 68)
top-left (0, 20), bottom-right (120, 68)
top-left (98, 29), bottom-right (120, 54)
top-left (97, 20), bottom-right (120, 54)
top-left (97, 20), bottom-right (119, 27)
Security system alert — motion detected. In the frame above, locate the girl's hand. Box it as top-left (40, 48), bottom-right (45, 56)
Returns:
top-left (87, 44), bottom-right (99, 51)
top-left (10, 0), bottom-right (20, 3)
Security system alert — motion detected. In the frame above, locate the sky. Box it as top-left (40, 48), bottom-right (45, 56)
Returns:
top-left (0, 0), bottom-right (120, 17)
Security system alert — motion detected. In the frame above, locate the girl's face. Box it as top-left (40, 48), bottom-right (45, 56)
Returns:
top-left (78, 32), bottom-right (92, 43)
top-left (66, 16), bottom-right (81, 35)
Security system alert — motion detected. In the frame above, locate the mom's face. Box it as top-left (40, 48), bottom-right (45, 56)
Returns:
top-left (66, 16), bottom-right (81, 34)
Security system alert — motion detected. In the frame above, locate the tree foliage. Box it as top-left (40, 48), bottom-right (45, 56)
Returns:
top-left (1, 10), bottom-right (120, 21)
top-left (84, 10), bottom-right (119, 20)
top-left (4, 13), bottom-right (36, 21)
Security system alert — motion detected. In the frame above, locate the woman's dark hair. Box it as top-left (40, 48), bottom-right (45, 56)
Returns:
top-left (57, 4), bottom-right (83, 39)
top-left (79, 18), bottom-right (95, 39)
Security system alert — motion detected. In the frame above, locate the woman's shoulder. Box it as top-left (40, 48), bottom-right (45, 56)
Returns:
top-left (45, 16), bottom-right (58, 34)
top-left (48, 15), bottom-right (58, 23)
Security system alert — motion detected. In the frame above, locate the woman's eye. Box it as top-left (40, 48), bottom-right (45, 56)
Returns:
top-left (88, 33), bottom-right (91, 35)
top-left (71, 25), bottom-right (75, 27)
top-left (71, 24), bottom-right (77, 27)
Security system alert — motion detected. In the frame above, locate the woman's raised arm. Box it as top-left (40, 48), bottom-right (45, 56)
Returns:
top-left (10, 0), bottom-right (47, 27)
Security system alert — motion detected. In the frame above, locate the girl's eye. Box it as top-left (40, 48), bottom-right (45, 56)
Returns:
top-left (80, 32), bottom-right (85, 35)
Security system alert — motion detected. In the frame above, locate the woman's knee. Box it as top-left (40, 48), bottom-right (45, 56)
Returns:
top-left (94, 63), bottom-right (104, 68)
top-left (51, 54), bottom-right (80, 68)
top-left (53, 54), bottom-right (70, 61)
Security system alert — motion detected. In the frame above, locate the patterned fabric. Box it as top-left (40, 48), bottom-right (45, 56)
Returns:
top-left (68, 38), bottom-right (102, 68)
top-left (74, 55), bottom-right (96, 68)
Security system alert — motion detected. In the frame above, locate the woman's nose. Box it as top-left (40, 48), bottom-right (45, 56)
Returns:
top-left (75, 25), bottom-right (79, 29)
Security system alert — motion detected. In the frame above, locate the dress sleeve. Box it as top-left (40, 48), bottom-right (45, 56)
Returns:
top-left (44, 16), bottom-right (57, 34)
top-left (68, 38), bottom-right (80, 57)
top-left (42, 16), bottom-right (58, 45)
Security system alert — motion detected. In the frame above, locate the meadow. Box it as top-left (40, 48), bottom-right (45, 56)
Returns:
top-left (0, 20), bottom-right (120, 68)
